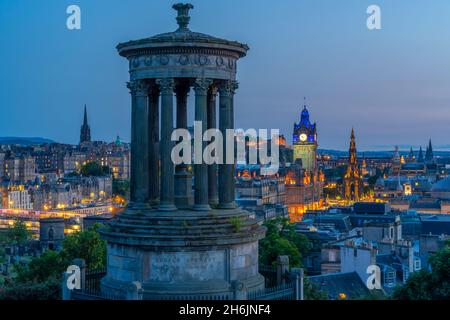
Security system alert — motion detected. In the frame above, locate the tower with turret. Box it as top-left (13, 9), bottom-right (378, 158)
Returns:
top-left (293, 104), bottom-right (317, 173)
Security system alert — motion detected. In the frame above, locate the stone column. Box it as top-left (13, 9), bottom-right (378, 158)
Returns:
top-left (127, 80), bottom-right (150, 207)
top-left (156, 78), bottom-right (176, 211)
top-left (148, 84), bottom-right (160, 204)
top-left (174, 82), bottom-right (193, 208)
top-left (207, 85), bottom-right (219, 205)
top-left (218, 80), bottom-right (238, 209)
top-left (193, 78), bottom-right (213, 211)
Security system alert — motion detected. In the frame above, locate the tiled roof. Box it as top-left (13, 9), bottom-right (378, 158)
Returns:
top-left (309, 272), bottom-right (370, 300)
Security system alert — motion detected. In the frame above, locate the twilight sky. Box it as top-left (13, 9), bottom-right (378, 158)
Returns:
top-left (1, 0), bottom-right (450, 151)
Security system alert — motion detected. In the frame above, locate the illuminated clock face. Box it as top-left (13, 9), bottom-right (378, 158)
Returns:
top-left (299, 134), bottom-right (307, 142)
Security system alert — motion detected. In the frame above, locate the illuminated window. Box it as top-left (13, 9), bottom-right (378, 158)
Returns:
top-left (338, 293), bottom-right (347, 300)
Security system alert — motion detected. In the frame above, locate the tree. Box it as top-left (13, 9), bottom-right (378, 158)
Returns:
top-left (260, 235), bottom-right (301, 267)
top-left (0, 278), bottom-right (61, 300)
top-left (259, 217), bottom-right (311, 268)
top-left (2, 224), bottom-right (107, 300)
top-left (80, 161), bottom-right (110, 177)
top-left (392, 270), bottom-right (433, 300)
top-left (357, 290), bottom-right (386, 300)
top-left (15, 250), bottom-right (67, 284)
top-left (60, 223), bottom-right (107, 270)
top-left (113, 179), bottom-right (130, 198)
top-left (5, 220), bottom-right (32, 245)
top-left (393, 242), bottom-right (450, 300)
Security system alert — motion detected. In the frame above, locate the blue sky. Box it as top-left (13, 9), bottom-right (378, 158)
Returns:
top-left (1, 0), bottom-right (450, 150)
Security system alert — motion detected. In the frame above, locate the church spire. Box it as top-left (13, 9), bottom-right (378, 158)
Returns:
top-left (83, 104), bottom-right (88, 126)
top-left (425, 139), bottom-right (434, 162)
top-left (80, 104), bottom-right (91, 144)
top-left (349, 128), bottom-right (357, 164)
top-left (408, 146), bottom-right (415, 162)
top-left (418, 146), bottom-right (424, 163)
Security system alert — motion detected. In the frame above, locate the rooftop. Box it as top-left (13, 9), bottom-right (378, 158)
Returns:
top-left (309, 272), bottom-right (370, 300)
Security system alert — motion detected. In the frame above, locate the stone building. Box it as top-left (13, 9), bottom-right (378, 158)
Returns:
top-left (3, 184), bottom-right (33, 209)
top-left (99, 3), bottom-right (265, 299)
top-left (284, 161), bottom-right (325, 222)
top-left (286, 104), bottom-right (324, 221)
top-left (3, 153), bottom-right (35, 183)
top-left (235, 164), bottom-right (286, 205)
top-left (293, 105), bottom-right (317, 172)
top-left (39, 218), bottom-right (65, 251)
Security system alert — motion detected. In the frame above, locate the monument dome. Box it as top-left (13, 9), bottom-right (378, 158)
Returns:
top-left (100, 3), bottom-right (265, 300)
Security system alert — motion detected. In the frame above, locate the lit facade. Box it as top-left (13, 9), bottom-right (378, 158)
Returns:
top-left (293, 105), bottom-right (317, 172)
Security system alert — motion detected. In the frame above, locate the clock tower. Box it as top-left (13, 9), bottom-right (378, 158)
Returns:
top-left (293, 105), bottom-right (317, 172)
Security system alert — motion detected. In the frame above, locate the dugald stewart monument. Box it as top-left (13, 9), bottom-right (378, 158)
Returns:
top-left (99, 3), bottom-right (266, 299)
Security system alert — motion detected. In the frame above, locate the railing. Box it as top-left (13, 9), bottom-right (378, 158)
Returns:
top-left (68, 266), bottom-right (124, 300)
top-left (71, 289), bottom-right (123, 300)
top-left (259, 264), bottom-right (278, 288)
top-left (259, 263), bottom-right (292, 288)
top-left (65, 257), bottom-right (302, 300)
top-left (84, 267), bottom-right (106, 293)
top-left (248, 282), bottom-right (295, 300)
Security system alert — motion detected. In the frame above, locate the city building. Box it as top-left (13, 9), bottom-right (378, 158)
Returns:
top-left (293, 104), bottom-right (317, 172)
top-left (284, 161), bottom-right (324, 222)
top-left (2, 184), bottom-right (33, 210)
top-left (286, 105), bottom-right (324, 221)
top-left (235, 164), bottom-right (288, 221)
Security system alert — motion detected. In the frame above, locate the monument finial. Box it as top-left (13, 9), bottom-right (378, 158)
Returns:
top-left (172, 3), bottom-right (194, 31)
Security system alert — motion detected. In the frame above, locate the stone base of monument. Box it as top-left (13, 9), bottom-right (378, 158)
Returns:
top-left (99, 207), bottom-right (266, 300)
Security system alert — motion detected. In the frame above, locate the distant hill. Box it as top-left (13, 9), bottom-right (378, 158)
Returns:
top-left (0, 137), bottom-right (54, 145)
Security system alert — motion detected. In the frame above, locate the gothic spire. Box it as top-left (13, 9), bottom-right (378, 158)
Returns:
top-left (408, 146), bottom-right (415, 162)
top-left (343, 128), bottom-right (361, 202)
top-left (425, 139), bottom-right (434, 162)
top-left (418, 146), bottom-right (424, 163)
top-left (80, 104), bottom-right (91, 144)
top-left (83, 104), bottom-right (88, 125)
top-left (349, 128), bottom-right (357, 165)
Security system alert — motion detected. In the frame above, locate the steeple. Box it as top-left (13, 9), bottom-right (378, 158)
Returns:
top-left (408, 146), bottom-right (415, 162)
top-left (349, 128), bottom-right (357, 165)
top-left (343, 128), bottom-right (362, 202)
top-left (418, 146), bottom-right (424, 163)
top-left (83, 104), bottom-right (88, 126)
top-left (425, 139), bottom-right (434, 162)
top-left (80, 104), bottom-right (91, 144)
